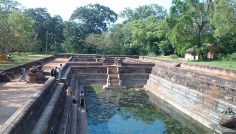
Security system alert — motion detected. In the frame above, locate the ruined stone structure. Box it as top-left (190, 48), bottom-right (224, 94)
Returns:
top-left (142, 56), bottom-right (236, 133)
top-left (1, 55), bottom-right (236, 134)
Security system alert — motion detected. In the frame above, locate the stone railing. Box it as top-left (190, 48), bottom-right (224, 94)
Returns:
top-left (0, 77), bottom-right (57, 133)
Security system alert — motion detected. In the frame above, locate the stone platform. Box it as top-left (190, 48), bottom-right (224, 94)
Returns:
top-left (0, 58), bottom-right (68, 129)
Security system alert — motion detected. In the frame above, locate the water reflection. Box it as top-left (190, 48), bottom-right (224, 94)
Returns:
top-left (85, 90), bottom-right (210, 134)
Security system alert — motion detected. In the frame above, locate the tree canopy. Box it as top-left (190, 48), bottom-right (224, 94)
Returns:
top-left (70, 3), bottom-right (117, 34)
top-left (1, 0), bottom-right (236, 59)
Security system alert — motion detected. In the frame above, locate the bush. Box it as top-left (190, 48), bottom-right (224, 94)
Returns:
top-left (147, 52), bottom-right (157, 57)
top-left (217, 53), bottom-right (236, 61)
top-left (169, 54), bottom-right (179, 60)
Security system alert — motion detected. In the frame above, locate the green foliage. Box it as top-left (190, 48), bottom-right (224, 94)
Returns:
top-left (217, 53), bottom-right (236, 62)
top-left (70, 3), bottom-right (117, 34)
top-left (211, 0), bottom-right (236, 54)
top-left (169, 54), bottom-right (179, 60)
top-left (120, 4), bottom-right (167, 22)
top-left (167, 0), bottom-right (214, 56)
top-left (24, 8), bottom-right (65, 53)
top-left (85, 33), bottom-right (105, 54)
top-left (8, 11), bottom-right (35, 53)
top-left (131, 16), bottom-right (163, 55)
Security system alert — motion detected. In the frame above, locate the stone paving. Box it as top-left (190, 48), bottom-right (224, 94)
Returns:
top-left (0, 58), bottom-right (68, 129)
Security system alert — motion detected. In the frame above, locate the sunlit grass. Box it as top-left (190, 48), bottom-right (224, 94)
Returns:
top-left (0, 52), bottom-right (47, 70)
top-left (188, 60), bottom-right (236, 69)
top-left (152, 55), bottom-right (236, 70)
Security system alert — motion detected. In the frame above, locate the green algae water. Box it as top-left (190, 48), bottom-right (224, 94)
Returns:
top-left (85, 90), bottom-right (211, 134)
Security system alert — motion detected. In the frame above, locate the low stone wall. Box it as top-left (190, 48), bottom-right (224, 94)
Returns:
top-left (181, 62), bottom-right (236, 77)
top-left (0, 77), bottom-right (57, 134)
top-left (139, 56), bottom-right (181, 66)
top-left (3, 55), bottom-right (55, 75)
top-left (73, 67), bottom-right (107, 73)
top-left (57, 96), bottom-right (73, 134)
top-left (120, 73), bottom-right (150, 86)
top-left (118, 67), bottom-right (153, 73)
top-left (31, 83), bottom-right (66, 134)
top-left (68, 62), bottom-right (103, 67)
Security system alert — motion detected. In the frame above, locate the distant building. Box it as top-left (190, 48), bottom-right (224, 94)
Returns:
top-left (184, 44), bottom-right (214, 60)
top-left (185, 46), bottom-right (198, 60)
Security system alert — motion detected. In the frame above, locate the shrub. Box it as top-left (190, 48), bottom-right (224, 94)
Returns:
top-left (169, 54), bottom-right (179, 60)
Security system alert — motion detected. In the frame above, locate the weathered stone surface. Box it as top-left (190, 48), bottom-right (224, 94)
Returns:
top-left (218, 107), bottom-right (236, 128)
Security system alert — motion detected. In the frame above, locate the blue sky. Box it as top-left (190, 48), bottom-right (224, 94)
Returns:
top-left (17, 0), bottom-right (172, 21)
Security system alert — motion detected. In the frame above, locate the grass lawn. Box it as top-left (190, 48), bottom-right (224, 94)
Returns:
top-left (0, 52), bottom-right (49, 70)
top-left (150, 55), bottom-right (236, 70)
top-left (188, 60), bottom-right (236, 70)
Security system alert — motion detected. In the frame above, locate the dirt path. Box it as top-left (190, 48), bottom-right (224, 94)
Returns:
top-left (0, 58), bottom-right (68, 128)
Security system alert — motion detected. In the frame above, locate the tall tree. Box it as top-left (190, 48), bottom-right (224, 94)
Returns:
top-left (167, 0), bottom-right (214, 55)
top-left (85, 33), bottom-right (104, 54)
top-left (62, 21), bottom-right (85, 53)
top-left (70, 3), bottom-right (117, 34)
top-left (24, 8), bottom-right (65, 53)
top-left (24, 8), bottom-right (51, 52)
top-left (8, 11), bottom-right (35, 54)
top-left (131, 16), bottom-right (165, 55)
top-left (211, 0), bottom-right (236, 54)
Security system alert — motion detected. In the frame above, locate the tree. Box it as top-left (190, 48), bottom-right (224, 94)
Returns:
top-left (85, 33), bottom-right (104, 54)
top-left (131, 16), bottom-right (165, 55)
top-left (8, 11), bottom-right (35, 54)
top-left (167, 0), bottom-right (214, 56)
top-left (120, 4), bottom-right (167, 22)
top-left (70, 3), bottom-right (117, 34)
top-left (211, 0), bottom-right (236, 54)
top-left (62, 21), bottom-right (86, 53)
top-left (0, 0), bottom-right (20, 12)
top-left (104, 23), bottom-right (133, 55)
top-left (24, 8), bottom-right (65, 53)
top-left (0, 11), bottom-right (13, 50)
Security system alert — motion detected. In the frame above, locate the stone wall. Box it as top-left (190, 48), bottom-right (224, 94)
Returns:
top-left (152, 64), bottom-right (236, 104)
top-left (181, 62), bottom-right (236, 77)
top-left (145, 63), bottom-right (236, 131)
top-left (139, 56), bottom-right (181, 66)
top-left (0, 77), bottom-right (57, 134)
top-left (72, 67), bottom-right (107, 86)
top-left (2, 56), bottom-right (55, 75)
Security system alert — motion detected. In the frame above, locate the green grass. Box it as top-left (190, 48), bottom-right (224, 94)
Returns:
top-left (84, 86), bottom-right (104, 91)
top-left (0, 52), bottom-right (48, 70)
top-left (151, 55), bottom-right (236, 70)
top-left (188, 60), bottom-right (236, 69)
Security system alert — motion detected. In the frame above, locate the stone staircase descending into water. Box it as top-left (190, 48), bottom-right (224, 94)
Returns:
top-left (103, 65), bottom-right (127, 90)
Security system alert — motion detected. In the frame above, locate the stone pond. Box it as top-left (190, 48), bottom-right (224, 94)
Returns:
top-left (85, 90), bottom-right (211, 134)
